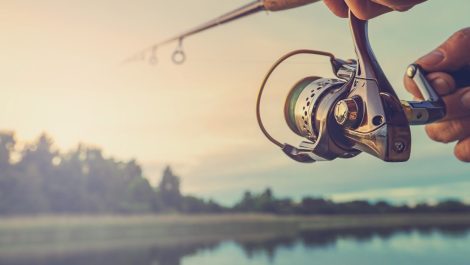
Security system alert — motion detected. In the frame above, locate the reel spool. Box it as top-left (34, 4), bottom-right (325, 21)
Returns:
top-left (283, 74), bottom-right (362, 161)
top-left (284, 76), bottom-right (343, 142)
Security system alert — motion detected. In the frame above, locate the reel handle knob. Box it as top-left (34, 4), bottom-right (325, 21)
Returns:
top-left (401, 64), bottom-right (446, 125)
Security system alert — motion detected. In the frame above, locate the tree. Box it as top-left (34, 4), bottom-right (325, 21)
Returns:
top-left (435, 199), bottom-right (468, 213)
top-left (1, 131), bottom-right (470, 216)
top-left (157, 166), bottom-right (182, 211)
top-left (0, 131), bottom-right (15, 169)
top-left (0, 132), bottom-right (18, 214)
top-left (299, 197), bottom-right (334, 214)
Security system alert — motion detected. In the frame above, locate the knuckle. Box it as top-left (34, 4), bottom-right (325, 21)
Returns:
top-left (425, 125), bottom-right (446, 143)
top-left (455, 141), bottom-right (470, 162)
top-left (439, 27), bottom-right (470, 70)
top-left (449, 28), bottom-right (470, 46)
top-left (427, 72), bottom-right (456, 96)
top-left (426, 121), bottom-right (462, 143)
top-left (446, 120), bottom-right (465, 142)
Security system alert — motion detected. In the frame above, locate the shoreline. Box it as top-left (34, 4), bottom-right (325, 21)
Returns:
top-left (1, 213), bottom-right (469, 257)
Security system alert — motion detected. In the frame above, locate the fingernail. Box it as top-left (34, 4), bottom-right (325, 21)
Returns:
top-left (418, 50), bottom-right (444, 67)
top-left (461, 89), bottom-right (470, 109)
top-left (430, 78), bottom-right (451, 94)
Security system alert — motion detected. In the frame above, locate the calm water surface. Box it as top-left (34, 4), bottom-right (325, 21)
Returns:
top-left (2, 226), bottom-right (469, 265)
top-left (185, 229), bottom-right (470, 265)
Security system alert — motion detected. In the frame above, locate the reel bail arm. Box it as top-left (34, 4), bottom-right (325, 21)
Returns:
top-left (256, 49), bottom-right (347, 163)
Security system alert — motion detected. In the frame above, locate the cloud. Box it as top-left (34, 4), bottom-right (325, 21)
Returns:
top-left (331, 181), bottom-right (470, 205)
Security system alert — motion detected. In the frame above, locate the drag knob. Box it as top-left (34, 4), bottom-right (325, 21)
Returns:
top-left (334, 97), bottom-right (362, 128)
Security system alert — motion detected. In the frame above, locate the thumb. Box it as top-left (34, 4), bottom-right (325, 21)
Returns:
top-left (416, 27), bottom-right (470, 72)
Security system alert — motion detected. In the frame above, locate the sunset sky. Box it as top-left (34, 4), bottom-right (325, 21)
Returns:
top-left (1, 0), bottom-right (469, 205)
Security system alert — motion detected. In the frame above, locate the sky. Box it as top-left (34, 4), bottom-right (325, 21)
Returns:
top-left (1, 0), bottom-right (469, 205)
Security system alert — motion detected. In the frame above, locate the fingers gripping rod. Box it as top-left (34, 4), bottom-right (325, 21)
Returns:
top-left (124, 0), bottom-right (321, 64)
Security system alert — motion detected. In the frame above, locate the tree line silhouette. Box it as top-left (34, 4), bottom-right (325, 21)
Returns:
top-left (0, 131), bottom-right (468, 215)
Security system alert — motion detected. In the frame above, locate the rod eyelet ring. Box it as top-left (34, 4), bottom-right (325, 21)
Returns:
top-left (172, 50), bottom-right (186, 64)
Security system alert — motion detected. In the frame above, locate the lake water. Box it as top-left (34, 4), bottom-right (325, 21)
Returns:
top-left (2, 226), bottom-right (469, 265)
top-left (185, 229), bottom-right (470, 265)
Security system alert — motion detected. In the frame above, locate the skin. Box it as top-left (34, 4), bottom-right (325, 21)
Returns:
top-left (323, 1), bottom-right (470, 162)
top-left (404, 28), bottom-right (470, 162)
top-left (323, 0), bottom-right (427, 20)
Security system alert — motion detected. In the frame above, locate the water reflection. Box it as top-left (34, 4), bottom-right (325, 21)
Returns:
top-left (235, 225), bottom-right (470, 262)
top-left (1, 225), bottom-right (469, 265)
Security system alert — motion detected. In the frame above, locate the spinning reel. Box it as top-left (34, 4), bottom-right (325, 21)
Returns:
top-left (257, 12), bottom-right (447, 163)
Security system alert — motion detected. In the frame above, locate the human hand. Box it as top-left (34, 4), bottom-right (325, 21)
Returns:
top-left (404, 28), bottom-right (470, 162)
top-left (323, 0), bottom-right (426, 20)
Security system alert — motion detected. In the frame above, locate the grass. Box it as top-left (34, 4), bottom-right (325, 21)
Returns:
top-left (1, 213), bottom-right (470, 257)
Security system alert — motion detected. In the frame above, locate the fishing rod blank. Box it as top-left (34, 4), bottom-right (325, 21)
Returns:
top-left (125, 0), bottom-right (321, 65)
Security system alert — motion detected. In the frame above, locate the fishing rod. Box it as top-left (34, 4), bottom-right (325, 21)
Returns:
top-left (127, 1), bottom-right (470, 163)
top-left (124, 0), bottom-right (321, 64)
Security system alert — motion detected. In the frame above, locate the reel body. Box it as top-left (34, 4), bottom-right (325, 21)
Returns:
top-left (257, 12), bottom-right (448, 163)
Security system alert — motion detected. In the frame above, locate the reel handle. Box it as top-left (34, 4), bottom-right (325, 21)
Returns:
top-left (401, 64), bottom-right (446, 125)
top-left (401, 64), bottom-right (470, 125)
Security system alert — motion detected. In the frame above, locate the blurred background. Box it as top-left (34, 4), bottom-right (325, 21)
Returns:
top-left (0, 0), bottom-right (470, 264)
